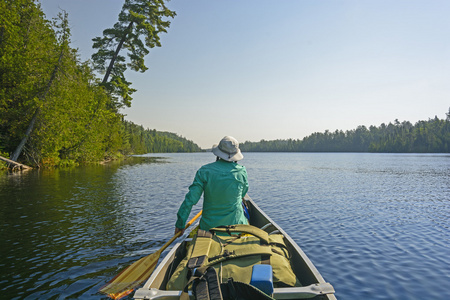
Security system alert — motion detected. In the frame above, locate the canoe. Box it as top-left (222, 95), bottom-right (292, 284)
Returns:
top-left (134, 195), bottom-right (336, 300)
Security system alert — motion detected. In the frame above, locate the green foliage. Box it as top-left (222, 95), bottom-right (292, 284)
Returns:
top-left (91, 0), bottom-right (176, 109)
top-left (3, 1), bottom-right (446, 168)
top-left (0, 2), bottom-right (124, 167)
top-left (0, 1), bottom-right (197, 168)
top-left (0, 0), bottom-right (57, 153)
top-left (0, 151), bottom-right (8, 170)
top-left (240, 110), bottom-right (450, 153)
top-left (122, 120), bottom-right (201, 154)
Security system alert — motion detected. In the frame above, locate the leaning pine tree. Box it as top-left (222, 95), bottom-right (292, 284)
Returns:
top-left (91, 0), bottom-right (176, 110)
top-left (9, 11), bottom-right (70, 163)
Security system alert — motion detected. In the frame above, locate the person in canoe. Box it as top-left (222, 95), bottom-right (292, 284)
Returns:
top-left (175, 136), bottom-right (249, 235)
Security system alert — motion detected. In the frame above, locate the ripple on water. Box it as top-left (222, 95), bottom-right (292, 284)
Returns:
top-left (1, 153), bottom-right (449, 299)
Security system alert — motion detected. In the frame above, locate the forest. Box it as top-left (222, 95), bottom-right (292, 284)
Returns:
top-left (240, 110), bottom-right (450, 153)
top-left (0, 0), bottom-right (199, 168)
top-left (1, 1), bottom-right (448, 170)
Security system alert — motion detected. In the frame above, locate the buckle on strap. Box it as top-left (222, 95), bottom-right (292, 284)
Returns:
top-left (188, 255), bottom-right (207, 269)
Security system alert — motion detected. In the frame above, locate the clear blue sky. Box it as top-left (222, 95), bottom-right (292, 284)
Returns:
top-left (40, 0), bottom-right (450, 149)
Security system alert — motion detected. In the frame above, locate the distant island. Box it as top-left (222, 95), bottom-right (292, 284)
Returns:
top-left (240, 109), bottom-right (450, 153)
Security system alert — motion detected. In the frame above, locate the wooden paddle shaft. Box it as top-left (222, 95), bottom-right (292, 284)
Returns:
top-left (161, 210), bottom-right (202, 253)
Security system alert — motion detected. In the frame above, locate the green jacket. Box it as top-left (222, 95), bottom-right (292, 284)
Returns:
top-left (176, 159), bottom-right (249, 230)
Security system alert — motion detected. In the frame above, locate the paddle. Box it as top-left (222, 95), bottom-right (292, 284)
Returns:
top-left (100, 210), bottom-right (203, 299)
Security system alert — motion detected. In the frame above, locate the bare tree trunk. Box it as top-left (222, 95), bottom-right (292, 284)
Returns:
top-left (10, 108), bottom-right (40, 162)
top-left (10, 43), bottom-right (65, 163)
top-left (102, 21), bottom-right (134, 84)
top-left (1, 155), bottom-right (31, 170)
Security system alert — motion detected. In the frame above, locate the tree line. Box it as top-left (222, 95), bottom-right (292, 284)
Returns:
top-left (240, 110), bottom-right (450, 153)
top-left (2, 1), bottom-right (447, 169)
top-left (123, 121), bottom-right (201, 154)
top-left (1, 0), bottom-right (199, 168)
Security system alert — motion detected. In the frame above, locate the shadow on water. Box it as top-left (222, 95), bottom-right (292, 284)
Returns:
top-left (0, 157), bottom-right (173, 300)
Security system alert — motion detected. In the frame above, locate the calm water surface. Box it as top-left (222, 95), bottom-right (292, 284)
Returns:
top-left (0, 153), bottom-right (449, 299)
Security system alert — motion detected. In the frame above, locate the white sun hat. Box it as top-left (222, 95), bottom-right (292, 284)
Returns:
top-left (212, 136), bottom-right (244, 162)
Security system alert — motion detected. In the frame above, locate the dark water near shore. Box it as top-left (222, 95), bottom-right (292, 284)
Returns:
top-left (0, 153), bottom-right (449, 299)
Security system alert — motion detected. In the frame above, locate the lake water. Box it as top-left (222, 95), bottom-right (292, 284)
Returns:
top-left (0, 152), bottom-right (449, 299)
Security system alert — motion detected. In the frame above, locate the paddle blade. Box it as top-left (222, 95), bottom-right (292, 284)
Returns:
top-left (100, 211), bottom-right (202, 299)
top-left (105, 289), bottom-right (133, 300)
top-left (100, 249), bottom-right (161, 299)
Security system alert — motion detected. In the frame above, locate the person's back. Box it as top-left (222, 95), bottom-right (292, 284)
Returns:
top-left (197, 159), bottom-right (248, 230)
top-left (175, 136), bottom-right (249, 234)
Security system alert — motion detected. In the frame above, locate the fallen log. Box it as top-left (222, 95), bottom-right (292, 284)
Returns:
top-left (0, 155), bottom-right (32, 170)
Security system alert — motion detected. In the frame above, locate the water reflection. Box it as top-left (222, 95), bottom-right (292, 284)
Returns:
top-left (0, 157), bottom-right (173, 299)
top-left (1, 153), bottom-right (449, 300)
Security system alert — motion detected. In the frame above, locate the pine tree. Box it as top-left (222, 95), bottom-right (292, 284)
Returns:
top-left (91, 0), bottom-right (176, 109)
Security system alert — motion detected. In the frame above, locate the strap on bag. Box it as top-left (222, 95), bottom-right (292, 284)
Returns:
top-left (181, 225), bottom-right (275, 299)
top-left (187, 229), bottom-right (214, 269)
top-left (180, 267), bottom-right (223, 300)
top-left (220, 278), bottom-right (276, 300)
top-left (209, 224), bottom-right (270, 245)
